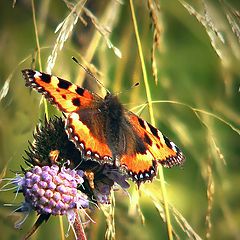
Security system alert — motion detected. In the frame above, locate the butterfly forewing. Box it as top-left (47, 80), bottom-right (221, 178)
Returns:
top-left (22, 69), bottom-right (100, 113)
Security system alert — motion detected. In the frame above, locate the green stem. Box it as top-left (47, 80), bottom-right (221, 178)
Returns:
top-left (31, 0), bottom-right (49, 121)
top-left (128, 1), bottom-right (173, 240)
top-left (59, 216), bottom-right (65, 240)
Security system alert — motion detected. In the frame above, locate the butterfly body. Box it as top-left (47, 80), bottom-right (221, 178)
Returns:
top-left (98, 93), bottom-right (126, 160)
top-left (22, 69), bottom-right (185, 184)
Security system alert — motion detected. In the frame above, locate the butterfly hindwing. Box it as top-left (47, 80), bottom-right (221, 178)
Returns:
top-left (66, 111), bottom-right (113, 164)
top-left (120, 112), bottom-right (185, 182)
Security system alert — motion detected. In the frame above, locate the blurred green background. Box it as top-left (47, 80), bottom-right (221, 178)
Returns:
top-left (0, 0), bottom-right (240, 239)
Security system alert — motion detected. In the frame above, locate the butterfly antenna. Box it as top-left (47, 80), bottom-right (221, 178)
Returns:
top-left (116, 82), bottom-right (140, 96)
top-left (72, 57), bottom-right (110, 94)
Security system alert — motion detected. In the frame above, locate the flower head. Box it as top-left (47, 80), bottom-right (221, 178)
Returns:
top-left (22, 165), bottom-right (88, 215)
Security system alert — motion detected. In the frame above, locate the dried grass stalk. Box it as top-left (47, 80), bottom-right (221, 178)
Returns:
top-left (179, 0), bottom-right (224, 59)
top-left (76, 0), bottom-right (123, 84)
top-left (64, 0), bottom-right (122, 59)
top-left (83, 7), bottom-right (122, 58)
top-left (128, 187), bottom-right (145, 225)
top-left (170, 205), bottom-right (203, 240)
top-left (46, 0), bottom-right (87, 73)
top-left (179, 0), bottom-right (240, 67)
top-left (205, 164), bottom-right (214, 239)
top-left (222, 1), bottom-right (240, 43)
top-left (0, 76), bottom-right (11, 101)
top-left (100, 192), bottom-right (116, 240)
top-left (142, 186), bottom-right (183, 240)
top-left (147, 0), bottom-right (164, 85)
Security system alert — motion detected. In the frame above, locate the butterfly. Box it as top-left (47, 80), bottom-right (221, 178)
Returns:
top-left (22, 69), bottom-right (185, 184)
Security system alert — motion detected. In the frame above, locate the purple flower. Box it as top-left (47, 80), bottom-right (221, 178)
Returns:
top-left (0, 164), bottom-right (91, 236)
top-left (88, 164), bottom-right (130, 204)
top-left (102, 165), bottom-right (130, 189)
top-left (21, 165), bottom-right (88, 216)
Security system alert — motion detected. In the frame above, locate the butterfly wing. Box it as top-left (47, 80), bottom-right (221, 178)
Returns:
top-left (120, 111), bottom-right (185, 182)
top-left (66, 110), bottom-right (113, 164)
top-left (22, 69), bottom-right (101, 112)
top-left (22, 69), bottom-right (113, 163)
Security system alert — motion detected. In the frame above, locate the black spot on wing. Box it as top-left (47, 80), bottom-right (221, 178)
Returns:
top-left (41, 73), bottom-right (51, 83)
top-left (138, 117), bottom-right (146, 129)
top-left (72, 97), bottom-right (81, 107)
top-left (144, 133), bottom-right (152, 146)
top-left (76, 87), bottom-right (84, 96)
top-left (57, 78), bottom-right (72, 89)
top-left (62, 94), bottom-right (66, 99)
top-left (148, 123), bottom-right (160, 140)
top-left (22, 69), bottom-right (34, 79)
top-left (163, 135), bottom-right (172, 149)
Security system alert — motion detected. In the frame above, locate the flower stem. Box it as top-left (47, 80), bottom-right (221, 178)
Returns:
top-left (59, 216), bottom-right (65, 240)
top-left (73, 209), bottom-right (87, 240)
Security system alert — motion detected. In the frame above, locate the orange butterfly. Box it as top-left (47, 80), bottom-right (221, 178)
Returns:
top-left (22, 69), bottom-right (185, 184)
